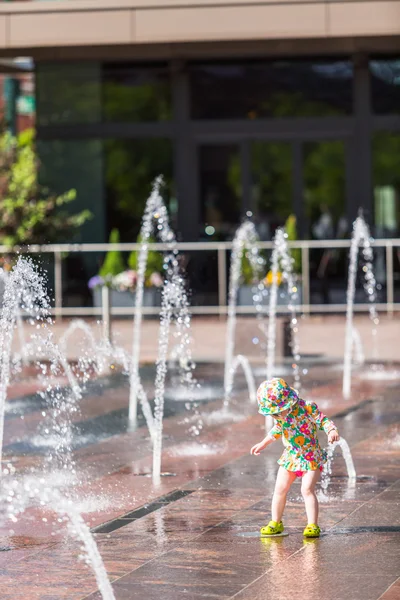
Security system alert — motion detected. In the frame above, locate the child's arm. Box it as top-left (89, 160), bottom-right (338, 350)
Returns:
top-left (250, 421), bottom-right (282, 455)
top-left (307, 402), bottom-right (340, 443)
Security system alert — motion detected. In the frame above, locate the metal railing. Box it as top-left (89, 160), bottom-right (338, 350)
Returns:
top-left (0, 238), bottom-right (399, 318)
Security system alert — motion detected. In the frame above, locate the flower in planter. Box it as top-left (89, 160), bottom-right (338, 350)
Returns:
top-left (128, 234), bottom-right (164, 288)
top-left (88, 275), bottom-right (105, 290)
top-left (113, 270), bottom-right (137, 292)
top-left (149, 272), bottom-right (163, 288)
top-left (0, 256), bottom-right (13, 272)
top-left (264, 270), bottom-right (283, 286)
top-left (89, 229), bottom-right (166, 293)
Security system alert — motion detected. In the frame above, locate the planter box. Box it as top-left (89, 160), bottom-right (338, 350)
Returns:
top-left (237, 284), bottom-right (302, 307)
top-left (327, 288), bottom-right (368, 305)
top-left (92, 288), bottom-right (162, 309)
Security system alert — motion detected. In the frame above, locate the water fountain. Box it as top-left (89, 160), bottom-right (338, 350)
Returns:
top-left (1, 470), bottom-right (115, 600)
top-left (223, 222), bottom-right (301, 423)
top-left (342, 215), bottom-right (379, 399)
top-left (0, 259), bottom-right (115, 599)
top-left (265, 228), bottom-right (301, 389)
top-left (59, 318), bottom-right (131, 375)
top-left (351, 327), bottom-right (365, 367)
top-left (0, 258), bottom-right (83, 473)
top-left (0, 267), bottom-right (28, 367)
top-left (320, 438), bottom-right (356, 499)
top-left (224, 220), bottom-right (262, 406)
top-left (128, 177), bottom-right (196, 481)
top-left (59, 319), bottom-right (105, 371)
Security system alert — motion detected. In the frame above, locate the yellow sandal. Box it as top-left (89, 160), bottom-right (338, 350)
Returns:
top-left (260, 520), bottom-right (284, 536)
top-left (303, 523), bottom-right (321, 538)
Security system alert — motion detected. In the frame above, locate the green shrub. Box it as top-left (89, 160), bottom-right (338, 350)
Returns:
top-left (241, 251), bottom-right (257, 285)
top-left (285, 214), bottom-right (301, 274)
top-left (128, 235), bottom-right (163, 283)
top-left (99, 229), bottom-right (125, 280)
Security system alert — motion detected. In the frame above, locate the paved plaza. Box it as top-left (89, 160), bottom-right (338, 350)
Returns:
top-left (1, 317), bottom-right (400, 600)
top-left (35, 314), bottom-right (400, 364)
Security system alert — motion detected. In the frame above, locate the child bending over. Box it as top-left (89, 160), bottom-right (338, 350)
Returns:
top-left (251, 378), bottom-right (339, 538)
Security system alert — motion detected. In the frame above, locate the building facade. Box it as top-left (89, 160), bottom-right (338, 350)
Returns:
top-left (0, 1), bottom-right (399, 303)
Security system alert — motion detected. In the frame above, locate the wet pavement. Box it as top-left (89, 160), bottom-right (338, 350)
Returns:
top-left (0, 361), bottom-right (399, 599)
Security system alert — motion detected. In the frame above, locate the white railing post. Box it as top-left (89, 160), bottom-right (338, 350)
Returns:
top-left (386, 242), bottom-right (394, 318)
top-left (102, 286), bottom-right (112, 344)
top-left (217, 246), bottom-right (227, 319)
top-left (54, 250), bottom-right (63, 322)
top-left (301, 245), bottom-right (310, 314)
top-left (0, 239), bottom-right (397, 317)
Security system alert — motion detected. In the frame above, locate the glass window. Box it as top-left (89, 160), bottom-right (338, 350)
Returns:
top-left (373, 133), bottom-right (400, 237)
top-left (303, 141), bottom-right (346, 239)
top-left (38, 139), bottom-right (104, 244)
top-left (304, 141), bottom-right (347, 305)
top-left (190, 60), bottom-right (353, 119)
top-left (36, 63), bottom-right (101, 126)
top-left (104, 139), bottom-right (174, 241)
top-left (372, 133), bottom-right (400, 301)
top-left (198, 144), bottom-right (241, 241)
top-left (251, 142), bottom-right (292, 238)
top-left (370, 59), bottom-right (400, 115)
top-left (103, 63), bottom-right (172, 122)
top-left (38, 139), bottom-right (105, 307)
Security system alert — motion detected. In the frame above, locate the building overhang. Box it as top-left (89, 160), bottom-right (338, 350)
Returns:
top-left (0, 0), bottom-right (399, 61)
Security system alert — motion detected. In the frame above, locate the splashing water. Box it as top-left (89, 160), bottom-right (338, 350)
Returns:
top-left (224, 221), bottom-right (264, 407)
top-left (59, 318), bottom-right (131, 375)
top-left (0, 258), bottom-right (82, 476)
top-left (129, 177), bottom-right (195, 423)
top-left (1, 472), bottom-right (115, 600)
top-left (343, 215), bottom-right (379, 399)
top-left (227, 354), bottom-right (257, 404)
top-left (223, 221), bottom-right (301, 420)
top-left (351, 327), bottom-right (365, 366)
top-left (0, 267), bottom-right (28, 366)
top-left (128, 177), bottom-right (196, 481)
top-left (265, 228), bottom-right (301, 389)
top-left (59, 319), bottom-right (105, 371)
top-left (320, 437), bottom-right (356, 497)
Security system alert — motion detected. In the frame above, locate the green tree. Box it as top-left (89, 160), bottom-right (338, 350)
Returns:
top-left (0, 128), bottom-right (91, 246)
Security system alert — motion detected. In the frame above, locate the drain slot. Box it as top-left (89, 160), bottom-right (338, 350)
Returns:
top-left (330, 526), bottom-right (400, 534)
top-left (92, 489), bottom-right (194, 534)
top-left (333, 398), bottom-right (375, 419)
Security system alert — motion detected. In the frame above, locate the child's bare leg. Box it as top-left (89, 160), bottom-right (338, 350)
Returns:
top-left (271, 467), bottom-right (297, 522)
top-left (301, 470), bottom-right (320, 524)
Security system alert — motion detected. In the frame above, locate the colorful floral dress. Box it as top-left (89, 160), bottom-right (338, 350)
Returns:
top-left (268, 399), bottom-right (337, 472)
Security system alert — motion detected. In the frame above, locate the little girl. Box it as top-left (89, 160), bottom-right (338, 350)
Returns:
top-left (250, 377), bottom-right (339, 538)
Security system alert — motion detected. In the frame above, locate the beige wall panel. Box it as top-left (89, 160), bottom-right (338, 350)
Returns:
top-left (0, 0), bottom-right (323, 13)
top-left (0, 16), bottom-right (7, 48)
top-left (9, 10), bottom-right (133, 48)
top-left (329, 1), bottom-right (400, 37)
top-left (135, 4), bottom-right (327, 43)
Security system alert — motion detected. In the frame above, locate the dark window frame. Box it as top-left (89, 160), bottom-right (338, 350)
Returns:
top-left (36, 54), bottom-right (400, 240)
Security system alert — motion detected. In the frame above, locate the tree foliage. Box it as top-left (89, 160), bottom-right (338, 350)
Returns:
top-left (0, 128), bottom-right (91, 246)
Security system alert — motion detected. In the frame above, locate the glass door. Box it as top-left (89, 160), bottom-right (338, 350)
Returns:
top-left (250, 141), bottom-right (293, 240)
top-left (198, 144), bottom-right (241, 241)
top-left (302, 139), bottom-right (348, 305)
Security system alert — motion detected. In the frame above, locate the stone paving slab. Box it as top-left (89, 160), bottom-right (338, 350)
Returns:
top-left (0, 365), bottom-right (399, 599)
top-left (11, 314), bottom-right (400, 363)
